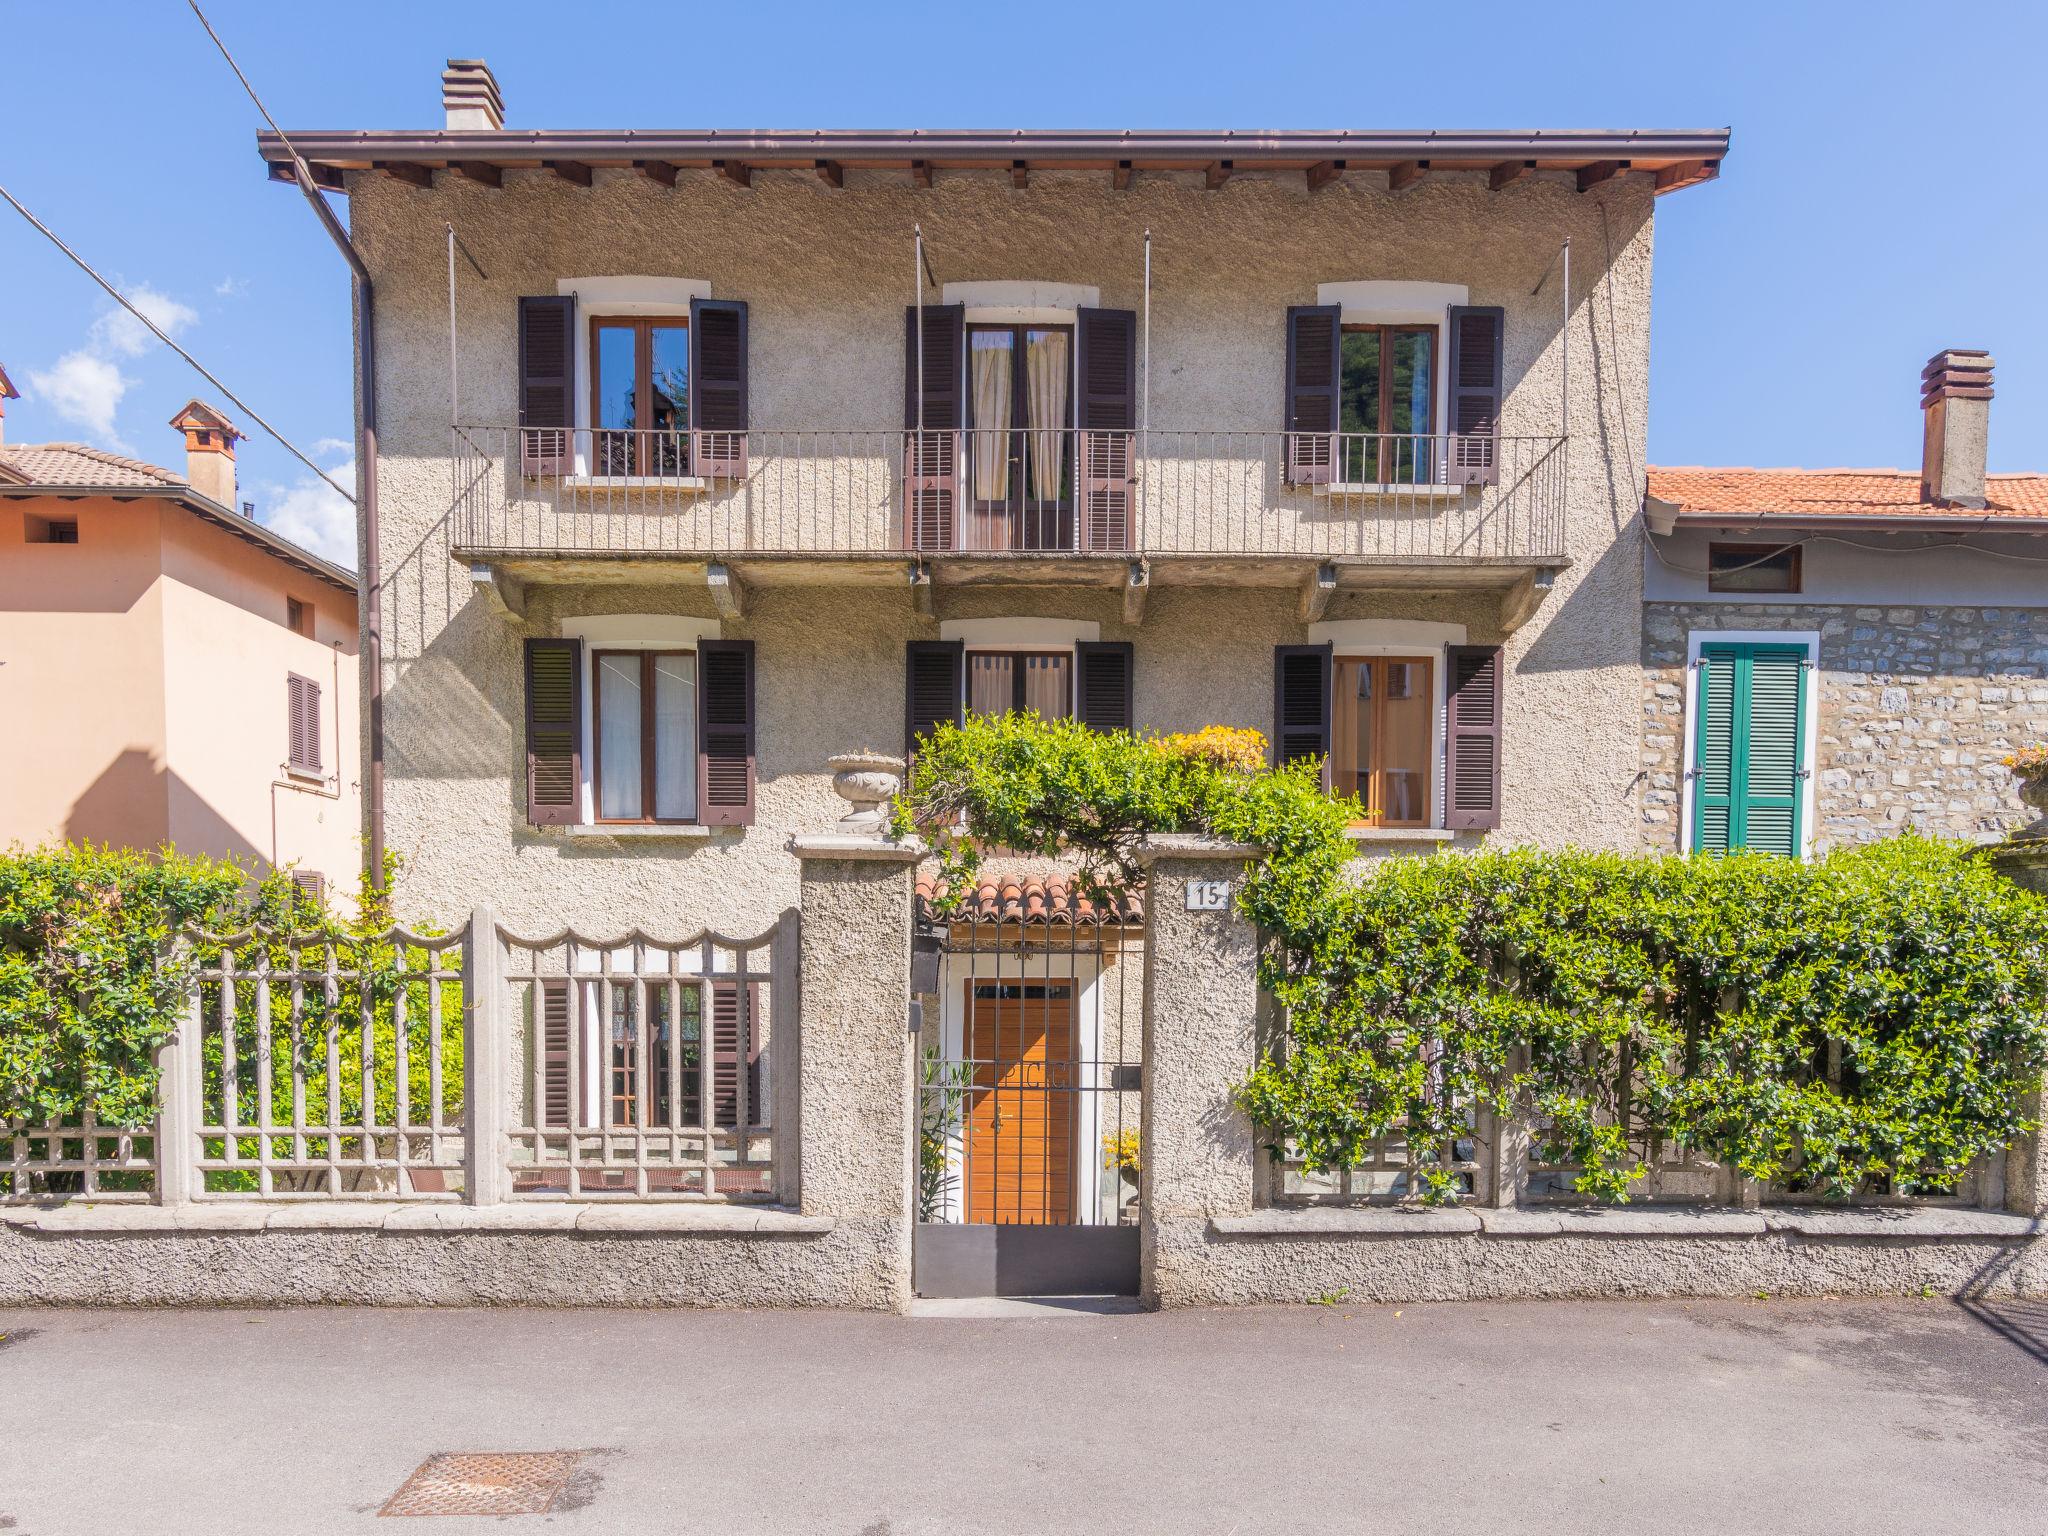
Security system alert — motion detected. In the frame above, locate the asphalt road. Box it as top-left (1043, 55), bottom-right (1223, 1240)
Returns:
top-left (1, 1297), bottom-right (2043, 1534)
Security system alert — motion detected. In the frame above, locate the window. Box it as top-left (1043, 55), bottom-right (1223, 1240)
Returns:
top-left (1331, 656), bottom-right (1434, 827)
top-left (286, 597), bottom-right (314, 637)
top-left (286, 674), bottom-right (322, 774)
top-left (1340, 325), bottom-right (1436, 484)
top-left (590, 316), bottom-right (689, 476)
top-left (967, 323), bottom-right (1074, 547)
top-left (967, 650), bottom-right (1071, 719)
top-left (25, 515), bottom-right (78, 544)
top-left (593, 649), bottom-right (698, 823)
top-left (1708, 542), bottom-right (1803, 594)
top-left (291, 870), bottom-right (326, 906)
top-left (1689, 641), bottom-right (1809, 857)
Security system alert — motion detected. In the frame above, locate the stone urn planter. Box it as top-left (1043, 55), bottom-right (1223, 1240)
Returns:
top-left (827, 752), bottom-right (906, 834)
top-left (2015, 773), bottom-right (2048, 843)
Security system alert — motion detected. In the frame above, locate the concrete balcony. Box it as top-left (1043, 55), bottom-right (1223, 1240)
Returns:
top-left (453, 426), bottom-right (1569, 625)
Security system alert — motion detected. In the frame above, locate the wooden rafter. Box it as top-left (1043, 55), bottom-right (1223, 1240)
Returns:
top-left (452, 161), bottom-right (502, 188)
top-left (1576, 159), bottom-right (1627, 193)
top-left (1112, 159), bottom-right (1134, 190)
top-left (1011, 159), bottom-right (1029, 188)
top-left (1204, 159), bottom-right (1232, 190)
top-left (1654, 158), bottom-right (1719, 194)
top-left (1488, 159), bottom-right (1533, 191)
top-left (544, 160), bottom-right (592, 186)
top-left (911, 160), bottom-right (933, 189)
top-left (377, 161), bottom-right (433, 189)
top-left (717, 159), bottom-right (752, 188)
top-left (634, 160), bottom-right (678, 187)
top-left (1388, 159), bottom-right (1427, 192)
top-left (1305, 159), bottom-right (1344, 192)
top-left (814, 158), bottom-right (844, 188)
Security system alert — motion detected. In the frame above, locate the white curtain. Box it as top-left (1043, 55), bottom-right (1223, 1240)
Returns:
top-left (971, 341), bottom-right (1012, 501)
top-left (597, 655), bottom-right (643, 819)
top-left (1024, 330), bottom-right (1070, 503)
top-left (652, 654), bottom-right (697, 821)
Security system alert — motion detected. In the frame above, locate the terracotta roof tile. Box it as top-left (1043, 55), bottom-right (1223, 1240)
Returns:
top-left (915, 875), bottom-right (1145, 926)
top-left (0, 442), bottom-right (187, 490)
top-left (1647, 466), bottom-right (2048, 521)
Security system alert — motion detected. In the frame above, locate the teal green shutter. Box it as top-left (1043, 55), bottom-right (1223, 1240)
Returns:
top-left (1689, 643), bottom-right (1807, 856)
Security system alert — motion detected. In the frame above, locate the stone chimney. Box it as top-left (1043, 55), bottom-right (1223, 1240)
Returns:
top-left (442, 59), bottom-right (504, 131)
top-left (169, 400), bottom-right (244, 509)
top-left (1920, 348), bottom-right (1994, 509)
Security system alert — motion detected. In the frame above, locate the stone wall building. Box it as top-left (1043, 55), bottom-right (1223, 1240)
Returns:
top-left (1640, 352), bottom-right (2048, 856)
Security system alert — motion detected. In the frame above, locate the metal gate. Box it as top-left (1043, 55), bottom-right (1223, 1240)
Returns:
top-left (912, 877), bottom-right (1144, 1297)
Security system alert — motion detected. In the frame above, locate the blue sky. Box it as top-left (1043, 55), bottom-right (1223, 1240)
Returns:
top-left (2, 1), bottom-right (2040, 568)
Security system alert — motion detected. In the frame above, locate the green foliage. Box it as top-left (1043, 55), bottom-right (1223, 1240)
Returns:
top-left (918, 1047), bottom-right (971, 1222)
top-left (902, 712), bottom-right (2048, 1205)
top-left (0, 844), bottom-right (247, 1131)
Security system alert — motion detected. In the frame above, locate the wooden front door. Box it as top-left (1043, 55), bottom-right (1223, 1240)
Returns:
top-left (964, 981), bottom-right (1076, 1224)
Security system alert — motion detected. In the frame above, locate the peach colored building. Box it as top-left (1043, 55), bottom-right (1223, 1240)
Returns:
top-left (0, 400), bottom-right (361, 908)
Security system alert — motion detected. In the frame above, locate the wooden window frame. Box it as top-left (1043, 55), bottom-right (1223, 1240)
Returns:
top-left (965, 321), bottom-right (1076, 521)
top-left (591, 647), bottom-right (698, 825)
top-left (1340, 323), bottom-right (1438, 484)
top-left (286, 596), bottom-right (313, 638)
top-left (286, 673), bottom-right (322, 776)
top-left (1706, 541), bottom-right (1803, 595)
top-left (588, 315), bottom-right (690, 477)
top-left (1332, 653), bottom-right (1435, 829)
top-left (964, 648), bottom-right (1074, 719)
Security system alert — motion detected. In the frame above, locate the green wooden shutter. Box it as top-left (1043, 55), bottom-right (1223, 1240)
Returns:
top-left (1690, 643), bottom-right (1806, 856)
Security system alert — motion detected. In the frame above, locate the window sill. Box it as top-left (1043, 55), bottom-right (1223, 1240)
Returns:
top-left (282, 765), bottom-right (327, 786)
top-left (1345, 827), bottom-right (1459, 844)
top-left (562, 823), bottom-right (716, 840)
top-left (556, 474), bottom-right (707, 493)
top-left (1312, 480), bottom-right (1468, 500)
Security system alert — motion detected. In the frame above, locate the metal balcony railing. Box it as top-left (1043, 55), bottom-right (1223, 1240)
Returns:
top-left (451, 427), bottom-right (1568, 564)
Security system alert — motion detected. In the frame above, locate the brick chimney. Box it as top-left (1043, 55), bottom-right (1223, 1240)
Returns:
top-left (169, 400), bottom-right (244, 509)
top-left (442, 59), bottom-right (504, 131)
top-left (1920, 348), bottom-right (1994, 509)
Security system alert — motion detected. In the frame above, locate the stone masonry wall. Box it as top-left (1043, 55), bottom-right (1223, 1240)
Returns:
top-left (1642, 602), bottom-right (2048, 850)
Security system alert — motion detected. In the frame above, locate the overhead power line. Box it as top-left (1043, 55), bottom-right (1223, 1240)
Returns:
top-left (0, 182), bottom-right (355, 504)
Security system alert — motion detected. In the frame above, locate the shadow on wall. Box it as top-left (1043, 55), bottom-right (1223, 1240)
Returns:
top-left (1514, 524), bottom-right (1644, 678)
top-left (64, 749), bottom-right (266, 869)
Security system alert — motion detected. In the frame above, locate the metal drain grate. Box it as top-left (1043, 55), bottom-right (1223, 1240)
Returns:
top-left (380, 1451), bottom-right (585, 1517)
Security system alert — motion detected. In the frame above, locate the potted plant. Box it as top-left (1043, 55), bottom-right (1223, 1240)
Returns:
top-left (2001, 744), bottom-right (2048, 841)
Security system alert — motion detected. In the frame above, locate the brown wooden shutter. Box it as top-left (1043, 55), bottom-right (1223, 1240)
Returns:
top-left (710, 979), bottom-right (746, 1129)
top-left (1284, 305), bottom-right (1341, 485)
top-left (903, 303), bottom-right (964, 550)
top-left (1075, 641), bottom-right (1134, 734)
top-left (905, 640), bottom-right (965, 758)
top-left (689, 296), bottom-right (749, 479)
top-left (524, 638), bottom-right (583, 826)
top-left (1447, 306), bottom-right (1505, 486)
top-left (287, 673), bottom-right (321, 773)
top-left (1444, 644), bottom-right (1504, 829)
top-left (696, 638), bottom-right (756, 826)
top-left (1077, 307), bottom-right (1137, 551)
top-left (1272, 643), bottom-right (1332, 786)
top-left (518, 295), bottom-right (576, 474)
top-left (539, 980), bottom-right (573, 1129)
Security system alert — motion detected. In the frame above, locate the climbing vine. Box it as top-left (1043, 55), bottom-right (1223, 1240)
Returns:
top-left (901, 711), bottom-right (2048, 1204)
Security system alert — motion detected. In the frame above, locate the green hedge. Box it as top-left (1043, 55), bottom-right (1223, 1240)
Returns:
top-left (904, 713), bottom-right (2048, 1204)
top-left (1250, 840), bottom-right (2048, 1201)
top-left (0, 844), bottom-right (331, 1132)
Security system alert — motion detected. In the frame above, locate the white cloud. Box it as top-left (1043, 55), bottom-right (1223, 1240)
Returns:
top-left (257, 459), bottom-right (357, 569)
top-left (90, 284), bottom-right (199, 359)
top-left (311, 436), bottom-right (354, 461)
top-left (26, 350), bottom-right (132, 444)
top-left (214, 276), bottom-right (247, 298)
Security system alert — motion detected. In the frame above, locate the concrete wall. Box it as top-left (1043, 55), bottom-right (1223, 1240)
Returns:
top-left (353, 167), bottom-right (1658, 930)
top-left (0, 495), bottom-right (361, 901)
top-left (1646, 526), bottom-right (2048, 608)
top-left (1640, 600), bottom-right (2047, 849)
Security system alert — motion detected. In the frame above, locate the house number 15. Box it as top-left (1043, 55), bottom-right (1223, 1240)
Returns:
top-left (1184, 879), bottom-right (1231, 912)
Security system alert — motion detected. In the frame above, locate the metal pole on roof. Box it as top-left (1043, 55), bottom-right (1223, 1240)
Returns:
top-left (1561, 236), bottom-right (1571, 437)
top-left (1141, 230), bottom-right (1151, 438)
top-left (914, 225), bottom-right (926, 434)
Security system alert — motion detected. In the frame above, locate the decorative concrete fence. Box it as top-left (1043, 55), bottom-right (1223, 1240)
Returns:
top-left (3, 832), bottom-right (2045, 1308)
